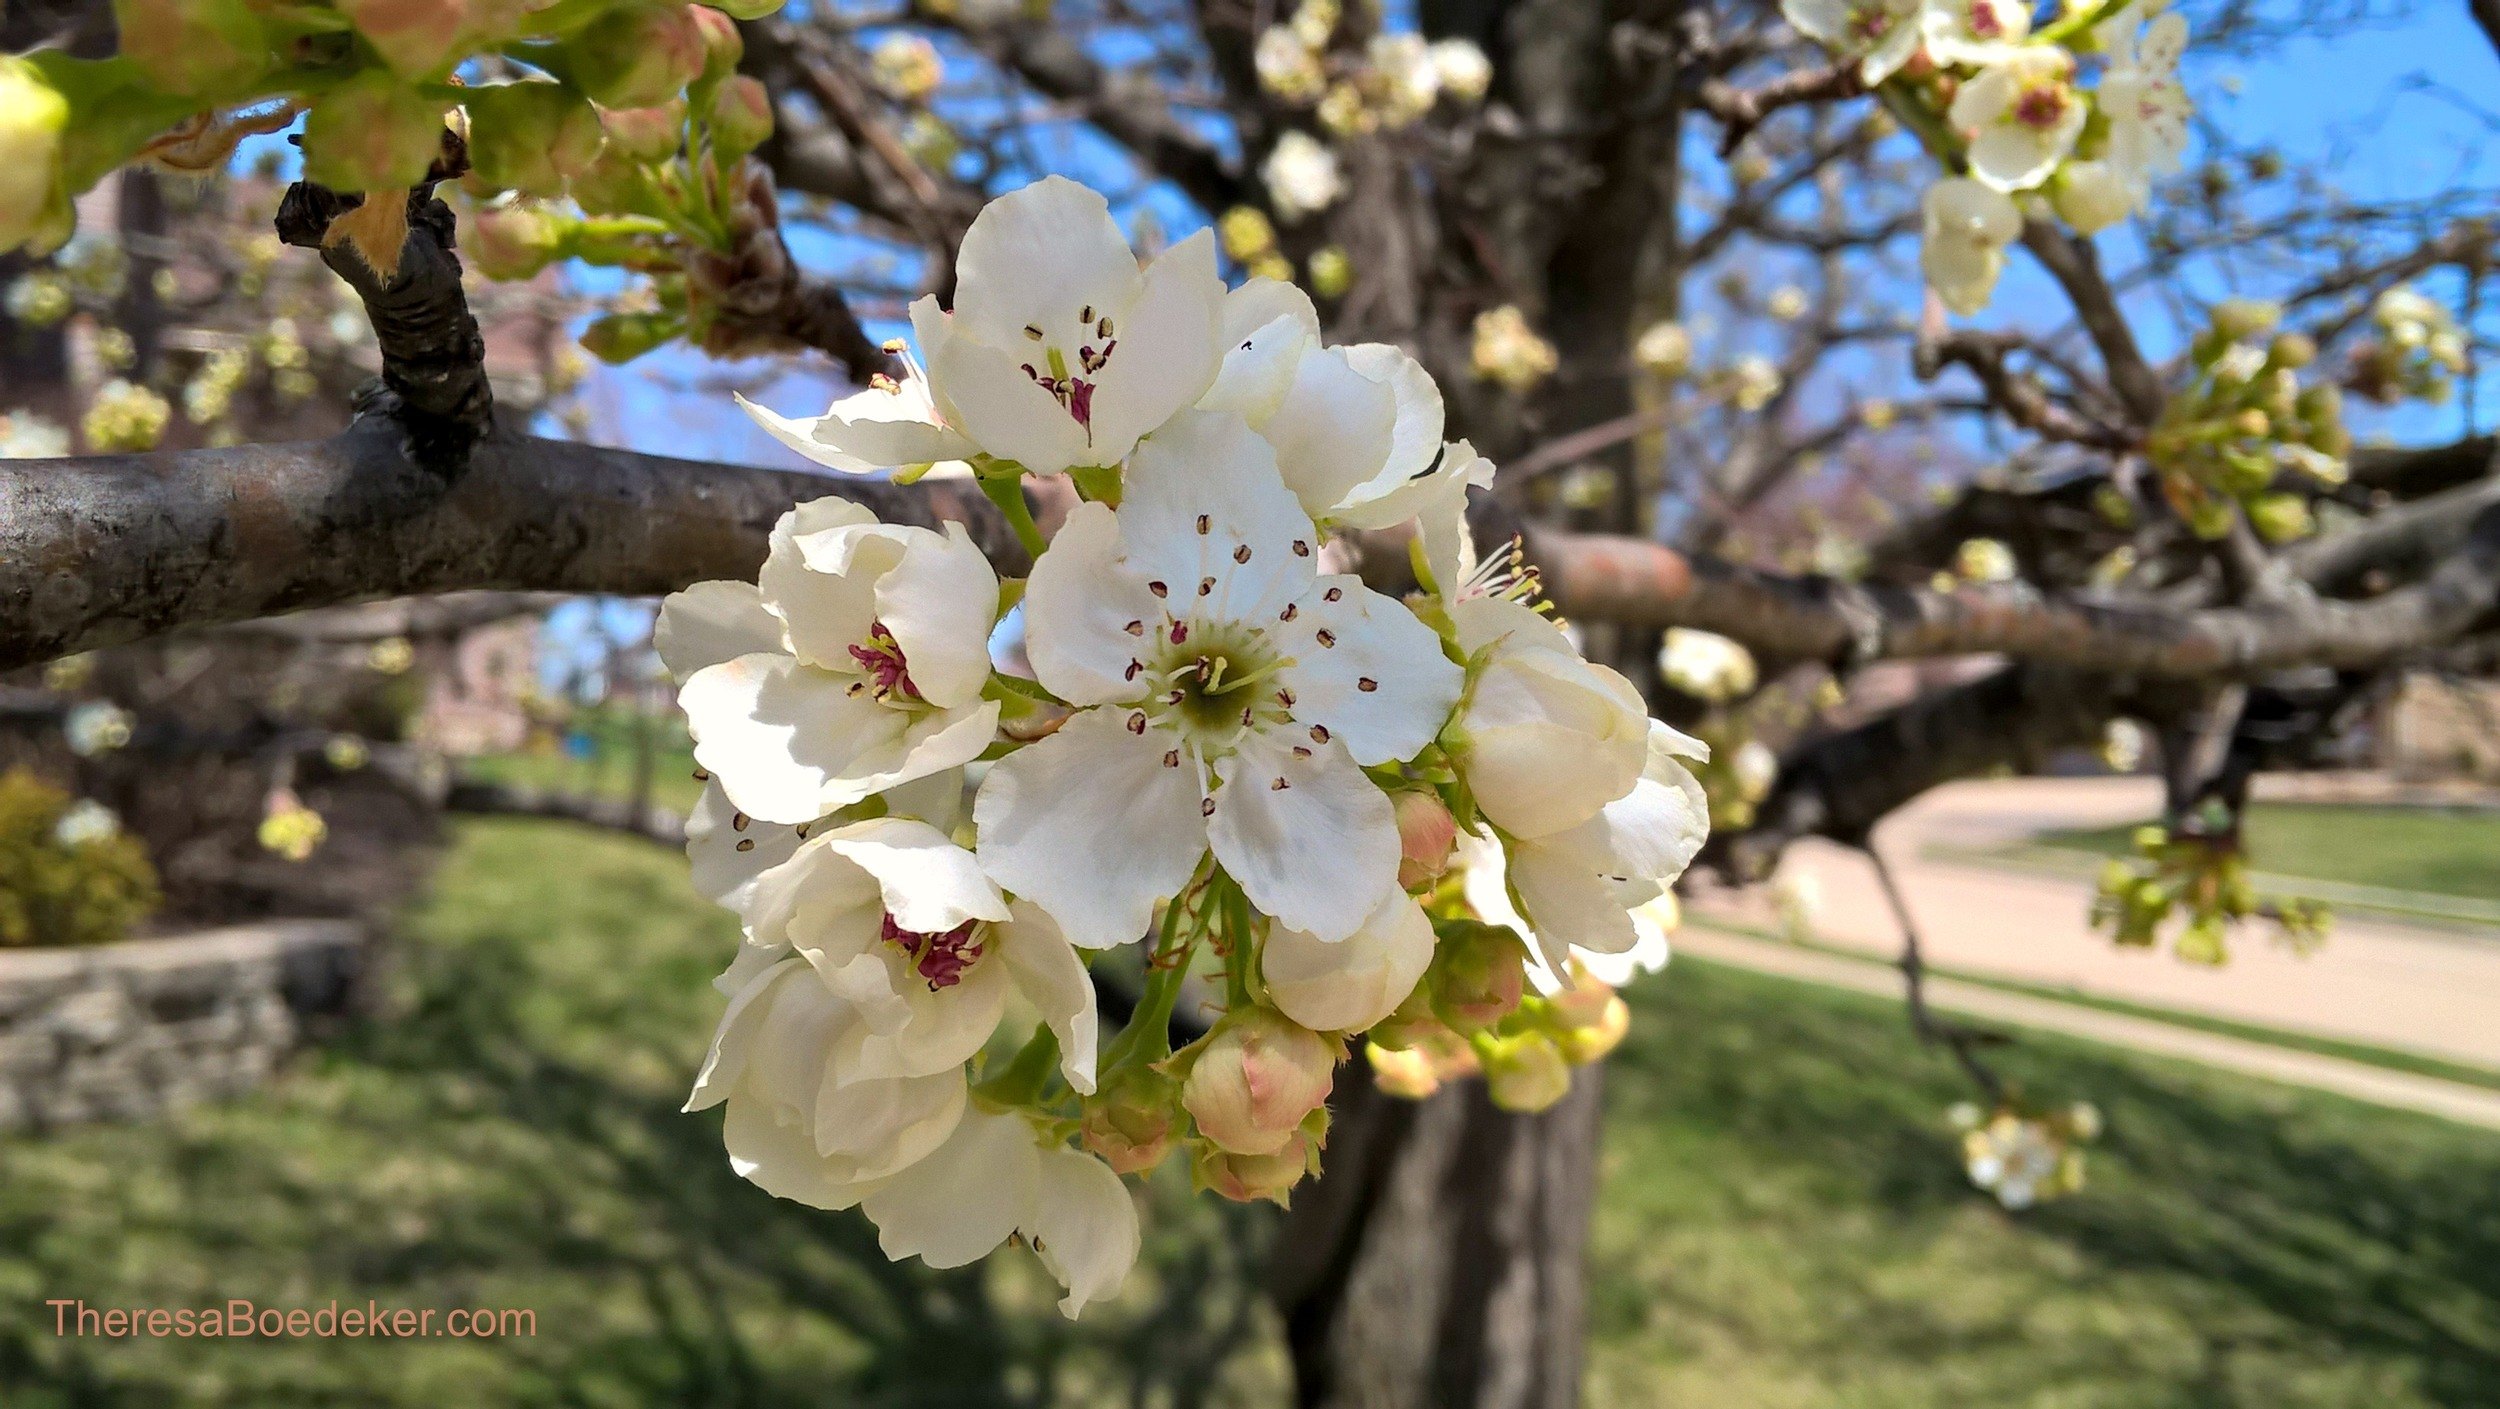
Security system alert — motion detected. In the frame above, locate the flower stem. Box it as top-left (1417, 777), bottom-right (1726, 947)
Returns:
top-left (976, 472), bottom-right (1049, 560)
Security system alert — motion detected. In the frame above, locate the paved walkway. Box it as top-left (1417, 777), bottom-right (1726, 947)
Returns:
top-left (1690, 776), bottom-right (2500, 1073)
top-left (1675, 926), bottom-right (2500, 1131)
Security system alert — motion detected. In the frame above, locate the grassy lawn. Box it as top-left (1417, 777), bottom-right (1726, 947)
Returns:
top-left (4, 818), bottom-right (2496, 1405)
top-left (2038, 802), bottom-right (2500, 906)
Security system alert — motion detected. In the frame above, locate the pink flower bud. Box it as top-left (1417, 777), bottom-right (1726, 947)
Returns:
top-left (463, 204), bottom-right (567, 281)
top-left (1366, 1041), bottom-right (1441, 1100)
top-left (1180, 1008), bottom-right (1336, 1156)
top-left (1079, 1067), bottom-right (1179, 1175)
top-left (1431, 923), bottom-right (1525, 1035)
top-left (302, 74), bottom-right (449, 193)
top-left (568, 3), bottom-right (708, 109)
top-left (1393, 790), bottom-right (1458, 890)
top-left (1192, 1128), bottom-right (1316, 1205)
top-left (465, 81), bottom-right (605, 197)
top-left (708, 75), bottom-right (774, 158)
top-left (115, 0), bottom-right (273, 99)
top-left (336, 0), bottom-right (479, 80)
top-left (1483, 1034), bottom-right (1571, 1114)
top-left (688, 5), bottom-right (745, 79)
top-left (1544, 972), bottom-right (1615, 1031)
top-left (600, 101), bottom-right (688, 162)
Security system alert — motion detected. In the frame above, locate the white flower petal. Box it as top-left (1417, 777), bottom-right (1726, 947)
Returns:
top-left (1537, 721), bottom-right (1713, 886)
top-left (760, 500), bottom-right (890, 670)
top-left (1084, 230), bottom-right (1224, 461)
top-left (1338, 343), bottom-right (1446, 505)
top-left (861, 1107), bottom-right (1041, 1268)
top-left (1510, 837), bottom-right (1637, 962)
top-left (997, 899), bottom-right (1100, 1093)
top-left (1123, 410), bottom-right (1319, 626)
top-left (868, 522), bottom-right (999, 710)
top-left (722, 1095), bottom-right (884, 1211)
top-left (1256, 345), bottom-right (1399, 521)
top-left (813, 1065), bottom-right (967, 1178)
top-left (685, 779), bottom-right (810, 913)
top-left (1277, 576), bottom-right (1462, 766)
top-left (1262, 889), bottom-right (1434, 1032)
top-left (656, 580), bottom-right (783, 682)
top-left (1021, 501), bottom-right (1164, 706)
top-left (930, 331), bottom-right (1096, 474)
top-left (682, 654), bottom-right (995, 824)
top-left (835, 955), bottom-right (1012, 1082)
top-left (1219, 277), bottom-right (1322, 347)
top-left (819, 816), bottom-right (1012, 934)
top-left (685, 956), bottom-right (801, 1112)
top-left (950, 176), bottom-right (1143, 354)
top-left (1201, 314), bottom-right (1316, 427)
top-left (735, 386), bottom-right (976, 475)
top-left (975, 706), bottom-right (1209, 948)
top-left (1026, 1146), bottom-right (1140, 1318)
top-left (1209, 730), bottom-right (1398, 942)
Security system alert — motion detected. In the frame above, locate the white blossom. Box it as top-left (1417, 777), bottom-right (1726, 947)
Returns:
top-left (739, 359), bottom-right (977, 480)
top-left (1450, 594), bottom-right (1653, 840)
top-left (1921, 0), bottom-right (2030, 69)
top-left (1263, 130), bottom-right (1345, 221)
top-left (1255, 27), bottom-right (1327, 104)
top-left (64, 701), bottom-right (132, 756)
top-left (770, 178), bottom-right (1224, 477)
top-left (1458, 721), bottom-right (1710, 975)
top-left (1428, 39), bottom-right (1492, 102)
top-left (1783, 0), bottom-right (1923, 84)
top-left (664, 498), bottom-right (1002, 826)
top-left (2051, 158), bottom-right (2138, 233)
top-left (2097, 5), bottom-right (2191, 190)
top-left (979, 410), bottom-right (1463, 947)
top-left (52, 799), bottom-right (121, 847)
top-left (859, 1107), bottom-right (1141, 1318)
top-left (1951, 50), bottom-right (2086, 193)
top-left (1921, 177), bottom-right (2022, 315)
top-left (1200, 278), bottom-right (1459, 532)
top-left (1656, 628), bottom-right (1758, 702)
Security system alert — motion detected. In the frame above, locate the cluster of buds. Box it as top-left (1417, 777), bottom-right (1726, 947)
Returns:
top-left (1950, 1098), bottom-right (2099, 1208)
top-left (2144, 299), bottom-right (2348, 543)
top-left (2090, 802), bottom-right (2329, 963)
top-left (2348, 284), bottom-right (2470, 406)
top-left (1470, 305), bottom-right (1561, 392)
top-left (1255, 4), bottom-right (1490, 133)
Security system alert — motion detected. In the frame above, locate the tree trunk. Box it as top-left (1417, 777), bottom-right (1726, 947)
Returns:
top-left (1271, 1057), bottom-right (1606, 1409)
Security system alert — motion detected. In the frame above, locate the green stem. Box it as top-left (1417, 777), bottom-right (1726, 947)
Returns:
top-left (2034, 0), bottom-right (2123, 49)
top-left (1875, 79), bottom-right (1961, 170)
top-left (976, 473), bottom-right (1049, 560)
top-left (973, 1025), bottom-right (1060, 1108)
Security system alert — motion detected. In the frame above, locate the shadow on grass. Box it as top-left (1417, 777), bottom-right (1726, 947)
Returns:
top-left (1591, 960), bottom-right (2500, 1408)
top-left (0, 819), bottom-right (1278, 1409)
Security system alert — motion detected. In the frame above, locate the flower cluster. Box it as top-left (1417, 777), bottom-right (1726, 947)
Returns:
top-left (1950, 1099), bottom-right (2098, 1209)
top-left (1784, 0), bottom-right (2193, 314)
top-left (2350, 284), bottom-right (2470, 406)
top-left (678, 177), bottom-right (1710, 1313)
top-left (1254, 3), bottom-right (1490, 139)
top-left (2143, 299), bottom-right (2349, 542)
top-left (2089, 803), bottom-right (2328, 964)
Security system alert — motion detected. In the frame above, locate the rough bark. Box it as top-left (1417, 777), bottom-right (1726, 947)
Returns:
top-left (1272, 1057), bottom-right (1604, 1409)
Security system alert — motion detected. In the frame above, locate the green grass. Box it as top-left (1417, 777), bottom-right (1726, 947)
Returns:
top-left (4, 819), bottom-right (2497, 1406)
top-left (1690, 917), bottom-right (2500, 1097)
top-left (457, 708), bottom-right (705, 816)
top-left (2039, 802), bottom-right (2500, 906)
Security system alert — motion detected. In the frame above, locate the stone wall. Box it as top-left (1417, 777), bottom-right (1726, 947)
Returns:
top-left (0, 920), bottom-right (370, 1132)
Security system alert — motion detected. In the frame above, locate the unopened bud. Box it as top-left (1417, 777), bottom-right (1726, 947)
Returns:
top-left (688, 5), bottom-right (745, 79)
top-left (1366, 1041), bottom-right (1441, 1099)
top-left (581, 309), bottom-right (682, 363)
top-left (1483, 1033), bottom-right (1571, 1113)
top-left (0, 58), bottom-right (70, 256)
top-left (337, 0), bottom-right (482, 80)
top-left (1192, 1127), bottom-right (1315, 1205)
top-left (2246, 492), bottom-right (2313, 544)
top-left (465, 81), bottom-right (604, 196)
top-left (2268, 332), bottom-right (2316, 370)
top-left (1080, 1066), bottom-right (1180, 1174)
top-left (302, 74), bottom-right (448, 192)
top-left (1552, 993), bottom-right (1629, 1065)
top-left (1431, 922), bottom-right (1525, 1034)
top-left (112, 0), bottom-right (272, 98)
top-left (463, 203), bottom-right (567, 281)
top-left (2232, 408), bottom-right (2271, 439)
top-left (1179, 1008), bottom-right (1337, 1156)
top-left (600, 101), bottom-right (687, 163)
top-left (1393, 791), bottom-right (1457, 890)
top-left (569, 3), bottom-right (708, 109)
top-left (708, 75), bottom-right (775, 158)
top-left (2212, 297), bottom-right (2281, 341)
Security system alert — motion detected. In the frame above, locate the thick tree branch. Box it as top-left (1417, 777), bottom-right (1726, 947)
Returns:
top-left (0, 427), bottom-right (1021, 672)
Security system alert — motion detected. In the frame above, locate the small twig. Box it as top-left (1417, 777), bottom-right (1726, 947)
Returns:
top-left (1863, 842), bottom-right (2008, 1102)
